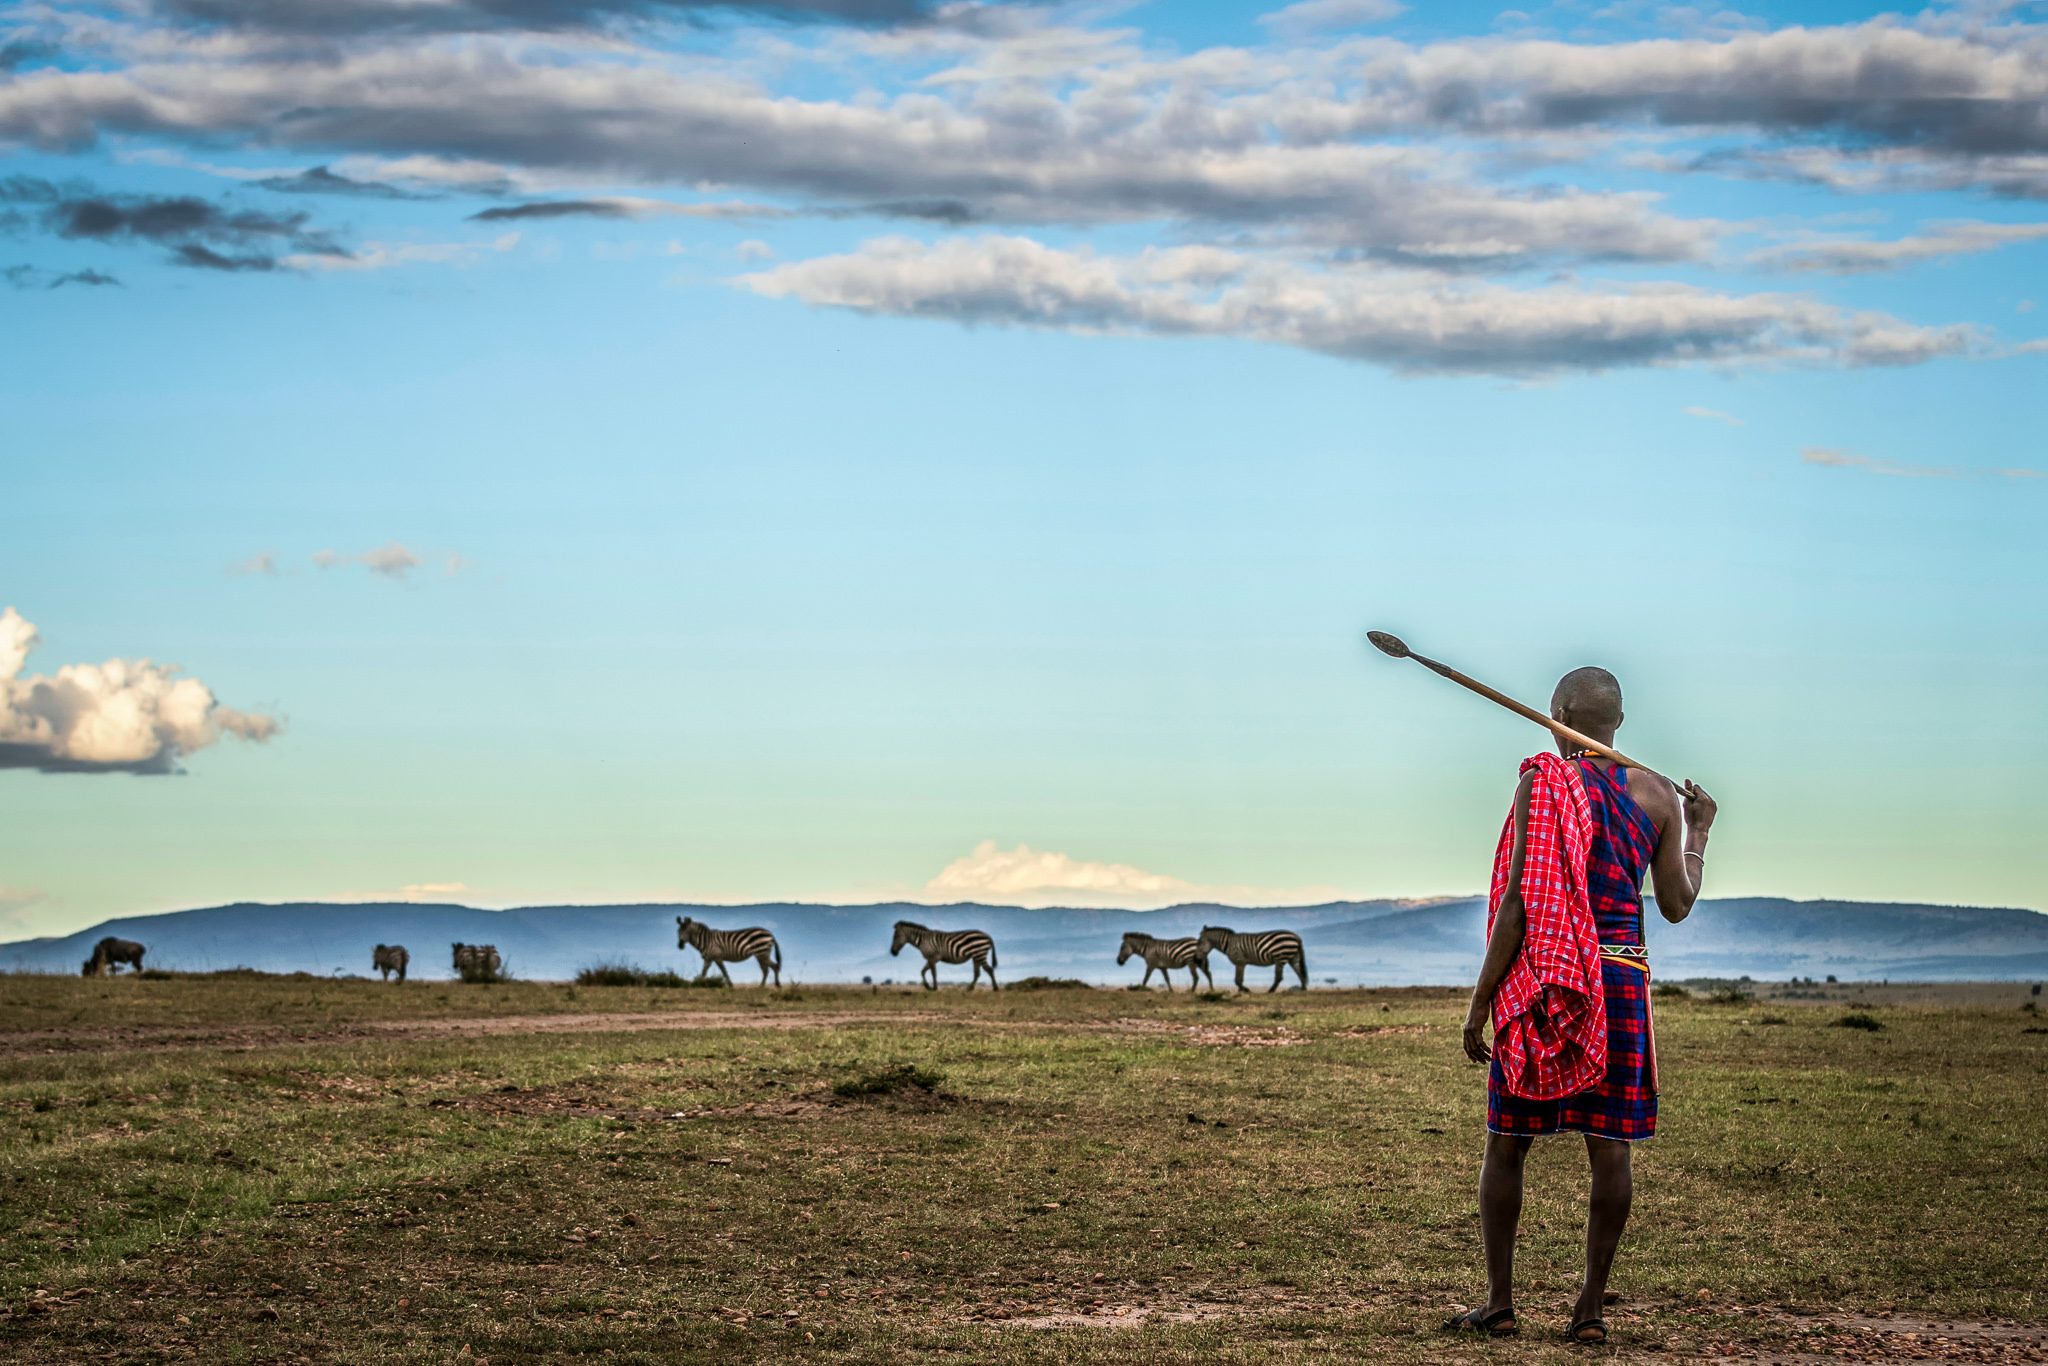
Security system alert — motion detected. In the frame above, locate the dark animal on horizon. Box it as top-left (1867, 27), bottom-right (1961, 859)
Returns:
top-left (1198, 926), bottom-right (1308, 993)
top-left (451, 943), bottom-right (502, 981)
top-left (1117, 932), bottom-right (1213, 992)
top-left (890, 921), bottom-right (999, 991)
top-left (81, 937), bottom-right (146, 977)
top-left (373, 944), bottom-right (410, 982)
top-left (677, 916), bottom-right (781, 987)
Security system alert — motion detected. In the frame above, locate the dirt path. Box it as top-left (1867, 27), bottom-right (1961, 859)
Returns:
top-left (0, 1010), bottom-right (946, 1058)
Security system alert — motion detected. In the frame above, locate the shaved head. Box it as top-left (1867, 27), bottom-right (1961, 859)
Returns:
top-left (1552, 666), bottom-right (1623, 734)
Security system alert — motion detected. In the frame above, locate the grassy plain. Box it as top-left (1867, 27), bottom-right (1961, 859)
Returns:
top-left (1, 974), bottom-right (2043, 1364)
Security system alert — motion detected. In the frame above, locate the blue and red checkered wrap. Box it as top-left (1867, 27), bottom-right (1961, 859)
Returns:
top-left (1488, 758), bottom-right (1661, 1142)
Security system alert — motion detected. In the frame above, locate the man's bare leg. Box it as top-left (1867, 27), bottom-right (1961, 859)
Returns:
top-left (1573, 1136), bottom-right (1634, 1331)
top-left (1479, 1132), bottom-right (1533, 1316)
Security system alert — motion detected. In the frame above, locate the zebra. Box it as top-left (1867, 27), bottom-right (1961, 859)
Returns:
top-left (890, 921), bottom-right (999, 991)
top-left (1198, 926), bottom-right (1307, 994)
top-left (81, 937), bottom-right (146, 977)
top-left (451, 943), bottom-right (502, 981)
top-left (373, 944), bottom-right (410, 982)
top-left (1117, 932), bottom-right (1213, 992)
top-left (677, 916), bottom-right (782, 987)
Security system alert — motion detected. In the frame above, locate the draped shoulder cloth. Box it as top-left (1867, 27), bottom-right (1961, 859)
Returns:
top-left (1487, 752), bottom-right (1607, 1100)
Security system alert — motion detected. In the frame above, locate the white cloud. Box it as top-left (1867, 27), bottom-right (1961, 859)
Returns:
top-left (1682, 406), bottom-right (1744, 425)
top-left (923, 840), bottom-right (1347, 910)
top-left (742, 234), bottom-right (1973, 377)
top-left (0, 885), bottom-right (44, 932)
top-left (359, 541), bottom-right (424, 579)
top-left (313, 541), bottom-right (442, 579)
top-left (1259, 0), bottom-right (1405, 41)
top-left (0, 606), bottom-right (280, 774)
top-left (285, 233), bottom-right (519, 273)
top-left (226, 550), bottom-right (281, 577)
top-left (1800, 446), bottom-right (1963, 478)
top-left (1754, 221), bottom-right (2048, 275)
top-left (735, 239), bottom-right (776, 261)
top-left (403, 881), bottom-right (473, 899)
top-left (1797, 446), bottom-right (2046, 480)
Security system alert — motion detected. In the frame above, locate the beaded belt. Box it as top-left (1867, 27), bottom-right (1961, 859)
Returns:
top-left (1596, 943), bottom-right (1657, 1094)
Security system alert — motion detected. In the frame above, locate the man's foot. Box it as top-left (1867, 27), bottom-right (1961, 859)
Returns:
top-left (1443, 1307), bottom-right (1519, 1336)
top-left (1565, 1317), bottom-right (1609, 1345)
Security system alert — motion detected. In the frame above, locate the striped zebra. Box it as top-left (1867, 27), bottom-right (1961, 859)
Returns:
top-left (373, 944), bottom-right (410, 982)
top-left (1117, 932), bottom-right (1214, 992)
top-left (677, 916), bottom-right (782, 987)
top-left (451, 943), bottom-right (502, 980)
top-left (1198, 926), bottom-right (1307, 994)
top-left (890, 921), bottom-right (999, 991)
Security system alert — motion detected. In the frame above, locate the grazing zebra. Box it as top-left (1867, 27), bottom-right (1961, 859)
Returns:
top-left (890, 921), bottom-right (999, 991)
top-left (1117, 932), bottom-right (1213, 992)
top-left (1198, 926), bottom-right (1308, 994)
top-left (676, 916), bottom-right (782, 987)
top-left (451, 943), bottom-right (502, 980)
top-left (373, 944), bottom-right (410, 982)
top-left (81, 937), bottom-right (146, 977)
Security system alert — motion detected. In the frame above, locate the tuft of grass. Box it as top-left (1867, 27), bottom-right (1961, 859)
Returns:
top-left (833, 1062), bottom-right (946, 1097)
top-left (1834, 1011), bottom-right (1885, 1031)
top-left (574, 963), bottom-right (693, 988)
top-left (1008, 977), bottom-right (1093, 992)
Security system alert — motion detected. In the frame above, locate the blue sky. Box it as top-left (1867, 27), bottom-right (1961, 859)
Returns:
top-left (2, 0), bottom-right (2045, 937)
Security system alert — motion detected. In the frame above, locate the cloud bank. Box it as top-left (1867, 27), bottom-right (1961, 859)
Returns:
top-left (0, 607), bottom-right (280, 774)
top-left (742, 235), bottom-right (1972, 376)
top-left (3, 5), bottom-right (2040, 375)
top-left (924, 840), bottom-right (1346, 911)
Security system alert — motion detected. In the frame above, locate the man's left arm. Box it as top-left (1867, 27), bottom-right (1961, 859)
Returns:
top-left (1647, 777), bottom-right (1716, 923)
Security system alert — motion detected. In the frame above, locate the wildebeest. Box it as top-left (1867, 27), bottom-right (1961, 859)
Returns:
top-left (1198, 926), bottom-right (1308, 993)
top-left (451, 943), bottom-right (502, 982)
top-left (676, 916), bottom-right (781, 987)
top-left (1117, 932), bottom-right (1213, 992)
top-left (373, 944), bottom-right (410, 982)
top-left (81, 937), bottom-right (146, 977)
top-left (890, 921), bottom-right (999, 991)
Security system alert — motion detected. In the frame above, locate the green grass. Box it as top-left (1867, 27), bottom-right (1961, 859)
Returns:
top-left (0, 979), bottom-right (2041, 1363)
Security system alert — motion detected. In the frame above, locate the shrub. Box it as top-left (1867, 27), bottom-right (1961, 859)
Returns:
top-left (1653, 982), bottom-right (1690, 1000)
top-left (575, 964), bottom-right (636, 987)
top-left (1833, 1012), bottom-right (1884, 1032)
top-left (834, 1063), bottom-right (945, 1098)
top-left (137, 969), bottom-right (176, 981)
top-left (1010, 977), bottom-right (1093, 992)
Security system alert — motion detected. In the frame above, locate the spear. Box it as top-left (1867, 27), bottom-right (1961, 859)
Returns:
top-left (1364, 630), bottom-right (1657, 775)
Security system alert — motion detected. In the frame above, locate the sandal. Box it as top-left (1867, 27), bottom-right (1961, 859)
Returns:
top-left (1566, 1317), bottom-right (1609, 1345)
top-left (1443, 1306), bottom-right (1519, 1336)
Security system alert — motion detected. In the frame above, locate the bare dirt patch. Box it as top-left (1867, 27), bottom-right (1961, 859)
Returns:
top-left (0, 1010), bottom-right (936, 1058)
top-left (1702, 1307), bottom-right (2048, 1364)
top-left (1107, 1018), bottom-right (1306, 1047)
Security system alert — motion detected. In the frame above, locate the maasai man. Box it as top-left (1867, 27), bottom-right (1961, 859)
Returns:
top-left (1444, 666), bottom-right (1716, 1344)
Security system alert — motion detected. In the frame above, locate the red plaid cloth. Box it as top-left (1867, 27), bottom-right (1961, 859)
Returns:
top-left (1487, 752), bottom-right (1607, 1100)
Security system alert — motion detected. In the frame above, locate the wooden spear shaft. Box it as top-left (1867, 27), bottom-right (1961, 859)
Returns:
top-left (1365, 630), bottom-right (1658, 775)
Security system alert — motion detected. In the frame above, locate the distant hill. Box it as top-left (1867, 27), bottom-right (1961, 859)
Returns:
top-left (5, 896), bottom-right (2043, 985)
